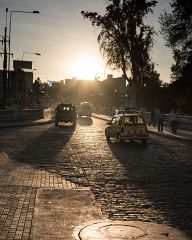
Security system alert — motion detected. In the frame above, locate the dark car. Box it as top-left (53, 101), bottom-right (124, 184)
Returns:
top-left (55, 103), bottom-right (77, 126)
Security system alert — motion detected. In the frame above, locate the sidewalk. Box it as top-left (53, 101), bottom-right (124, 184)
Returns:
top-left (148, 125), bottom-right (192, 142)
top-left (92, 113), bottom-right (192, 142)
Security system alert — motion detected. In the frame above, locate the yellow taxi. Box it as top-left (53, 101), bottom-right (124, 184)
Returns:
top-left (105, 113), bottom-right (149, 143)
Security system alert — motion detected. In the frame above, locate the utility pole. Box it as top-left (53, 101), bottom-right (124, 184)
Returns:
top-left (0, 8), bottom-right (9, 109)
top-left (2, 26), bottom-right (8, 109)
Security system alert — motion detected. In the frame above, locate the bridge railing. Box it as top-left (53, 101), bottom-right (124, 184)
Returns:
top-left (143, 112), bottom-right (192, 130)
top-left (93, 107), bottom-right (192, 131)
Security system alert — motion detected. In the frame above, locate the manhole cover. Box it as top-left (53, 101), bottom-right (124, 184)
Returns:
top-left (78, 222), bottom-right (146, 239)
top-left (100, 224), bottom-right (146, 239)
top-left (77, 221), bottom-right (191, 240)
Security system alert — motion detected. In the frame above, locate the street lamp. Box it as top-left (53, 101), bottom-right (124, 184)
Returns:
top-left (7, 10), bottom-right (40, 103)
top-left (8, 10), bottom-right (40, 66)
top-left (22, 52), bottom-right (41, 61)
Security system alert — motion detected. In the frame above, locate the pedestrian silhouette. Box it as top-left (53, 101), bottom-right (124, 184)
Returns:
top-left (157, 109), bottom-right (165, 132)
top-left (148, 108), bottom-right (156, 127)
top-left (169, 108), bottom-right (179, 134)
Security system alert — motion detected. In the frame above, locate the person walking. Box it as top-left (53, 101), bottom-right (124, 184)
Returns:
top-left (148, 108), bottom-right (155, 127)
top-left (170, 108), bottom-right (179, 133)
top-left (157, 109), bottom-right (165, 132)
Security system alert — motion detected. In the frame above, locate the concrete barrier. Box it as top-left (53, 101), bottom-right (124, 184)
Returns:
top-left (0, 109), bottom-right (44, 122)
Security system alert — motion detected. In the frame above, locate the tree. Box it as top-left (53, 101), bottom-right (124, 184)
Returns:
top-left (159, 0), bottom-right (192, 83)
top-left (32, 77), bottom-right (41, 105)
top-left (81, 0), bottom-right (157, 87)
top-left (159, 0), bottom-right (192, 113)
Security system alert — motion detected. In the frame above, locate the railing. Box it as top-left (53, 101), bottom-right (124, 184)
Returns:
top-left (179, 115), bottom-right (192, 124)
top-left (143, 112), bottom-right (192, 130)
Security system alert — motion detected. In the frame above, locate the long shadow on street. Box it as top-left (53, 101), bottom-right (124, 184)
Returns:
top-left (1, 123), bottom-right (192, 237)
top-left (0, 124), bottom-right (85, 185)
top-left (105, 137), bottom-right (192, 236)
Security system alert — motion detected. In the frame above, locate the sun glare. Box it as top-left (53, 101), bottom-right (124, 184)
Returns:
top-left (71, 57), bottom-right (104, 80)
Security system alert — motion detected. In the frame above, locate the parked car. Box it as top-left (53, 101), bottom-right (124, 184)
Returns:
top-left (78, 102), bottom-right (92, 117)
top-left (105, 112), bottom-right (149, 143)
top-left (55, 103), bottom-right (77, 126)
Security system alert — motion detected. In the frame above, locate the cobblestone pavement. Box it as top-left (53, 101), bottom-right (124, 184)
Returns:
top-left (0, 117), bottom-right (192, 239)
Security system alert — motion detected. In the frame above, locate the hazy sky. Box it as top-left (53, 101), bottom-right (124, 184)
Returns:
top-left (0, 0), bottom-right (172, 82)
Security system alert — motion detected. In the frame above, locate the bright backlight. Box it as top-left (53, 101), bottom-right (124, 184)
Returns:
top-left (71, 56), bottom-right (104, 80)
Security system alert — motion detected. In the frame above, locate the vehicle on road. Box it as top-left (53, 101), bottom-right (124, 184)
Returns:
top-left (78, 102), bottom-right (92, 118)
top-left (55, 103), bottom-right (77, 127)
top-left (105, 112), bottom-right (149, 143)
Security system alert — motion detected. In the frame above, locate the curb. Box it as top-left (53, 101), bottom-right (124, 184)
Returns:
top-left (148, 128), bottom-right (192, 142)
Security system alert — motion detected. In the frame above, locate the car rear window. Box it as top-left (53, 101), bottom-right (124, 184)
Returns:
top-left (56, 105), bottom-right (75, 111)
top-left (124, 116), bottom-right (144, 125)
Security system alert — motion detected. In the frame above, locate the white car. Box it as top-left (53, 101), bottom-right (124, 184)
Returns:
top-left (78, 102), bottom-right (92, 117)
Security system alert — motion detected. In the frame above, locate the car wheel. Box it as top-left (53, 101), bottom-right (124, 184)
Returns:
top-left (105, 130), bottom-right (110, 141)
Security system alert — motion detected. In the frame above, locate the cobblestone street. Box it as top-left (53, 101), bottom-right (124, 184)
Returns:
top-left (0, 117), bottom-right (192, 239)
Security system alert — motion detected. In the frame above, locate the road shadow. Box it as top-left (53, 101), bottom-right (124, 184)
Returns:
top-left (106, 137), bottom-right (192, 235)
top-left (77, 117), bottom-right (93, 126)
top-left (2, 124), bottom-right (82, 184)
top-left (55, 122), bottom-right (77, 130)
top-left (1, 124), bottom-right (192, 236)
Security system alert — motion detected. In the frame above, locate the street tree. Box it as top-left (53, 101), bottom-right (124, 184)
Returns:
top-left (81, 0), bottom-right (157, 87)
top-left (160, 0), bottom-right (192, 82)
top-left (159, 0), bottom-right (192, 113)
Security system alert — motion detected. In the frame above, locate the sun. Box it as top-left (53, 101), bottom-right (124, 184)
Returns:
top-left (71, 56), bottom-right (104, 80)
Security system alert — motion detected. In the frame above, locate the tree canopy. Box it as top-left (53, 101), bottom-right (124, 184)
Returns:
top-left (159, 0), bottom-right (192, 113)
top-left (81, 0), bottom-right (157, 87)
top-left (160, 0), bottom-right (192, 83)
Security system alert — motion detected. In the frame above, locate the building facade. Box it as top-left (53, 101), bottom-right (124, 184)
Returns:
top-left (0, 69), bottom-right (33, 108)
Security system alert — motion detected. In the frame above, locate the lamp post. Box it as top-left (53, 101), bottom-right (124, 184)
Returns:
top-left (8, 10), bottom-right (40, 69)
top-left (0, 8), bottom-right (9, 109)
top-left (22, 52), bottom-right (41, 61)
top-left (7, 10), bottom-right (40, 104)
top-left (2, 27), bottom-right (8, 109)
